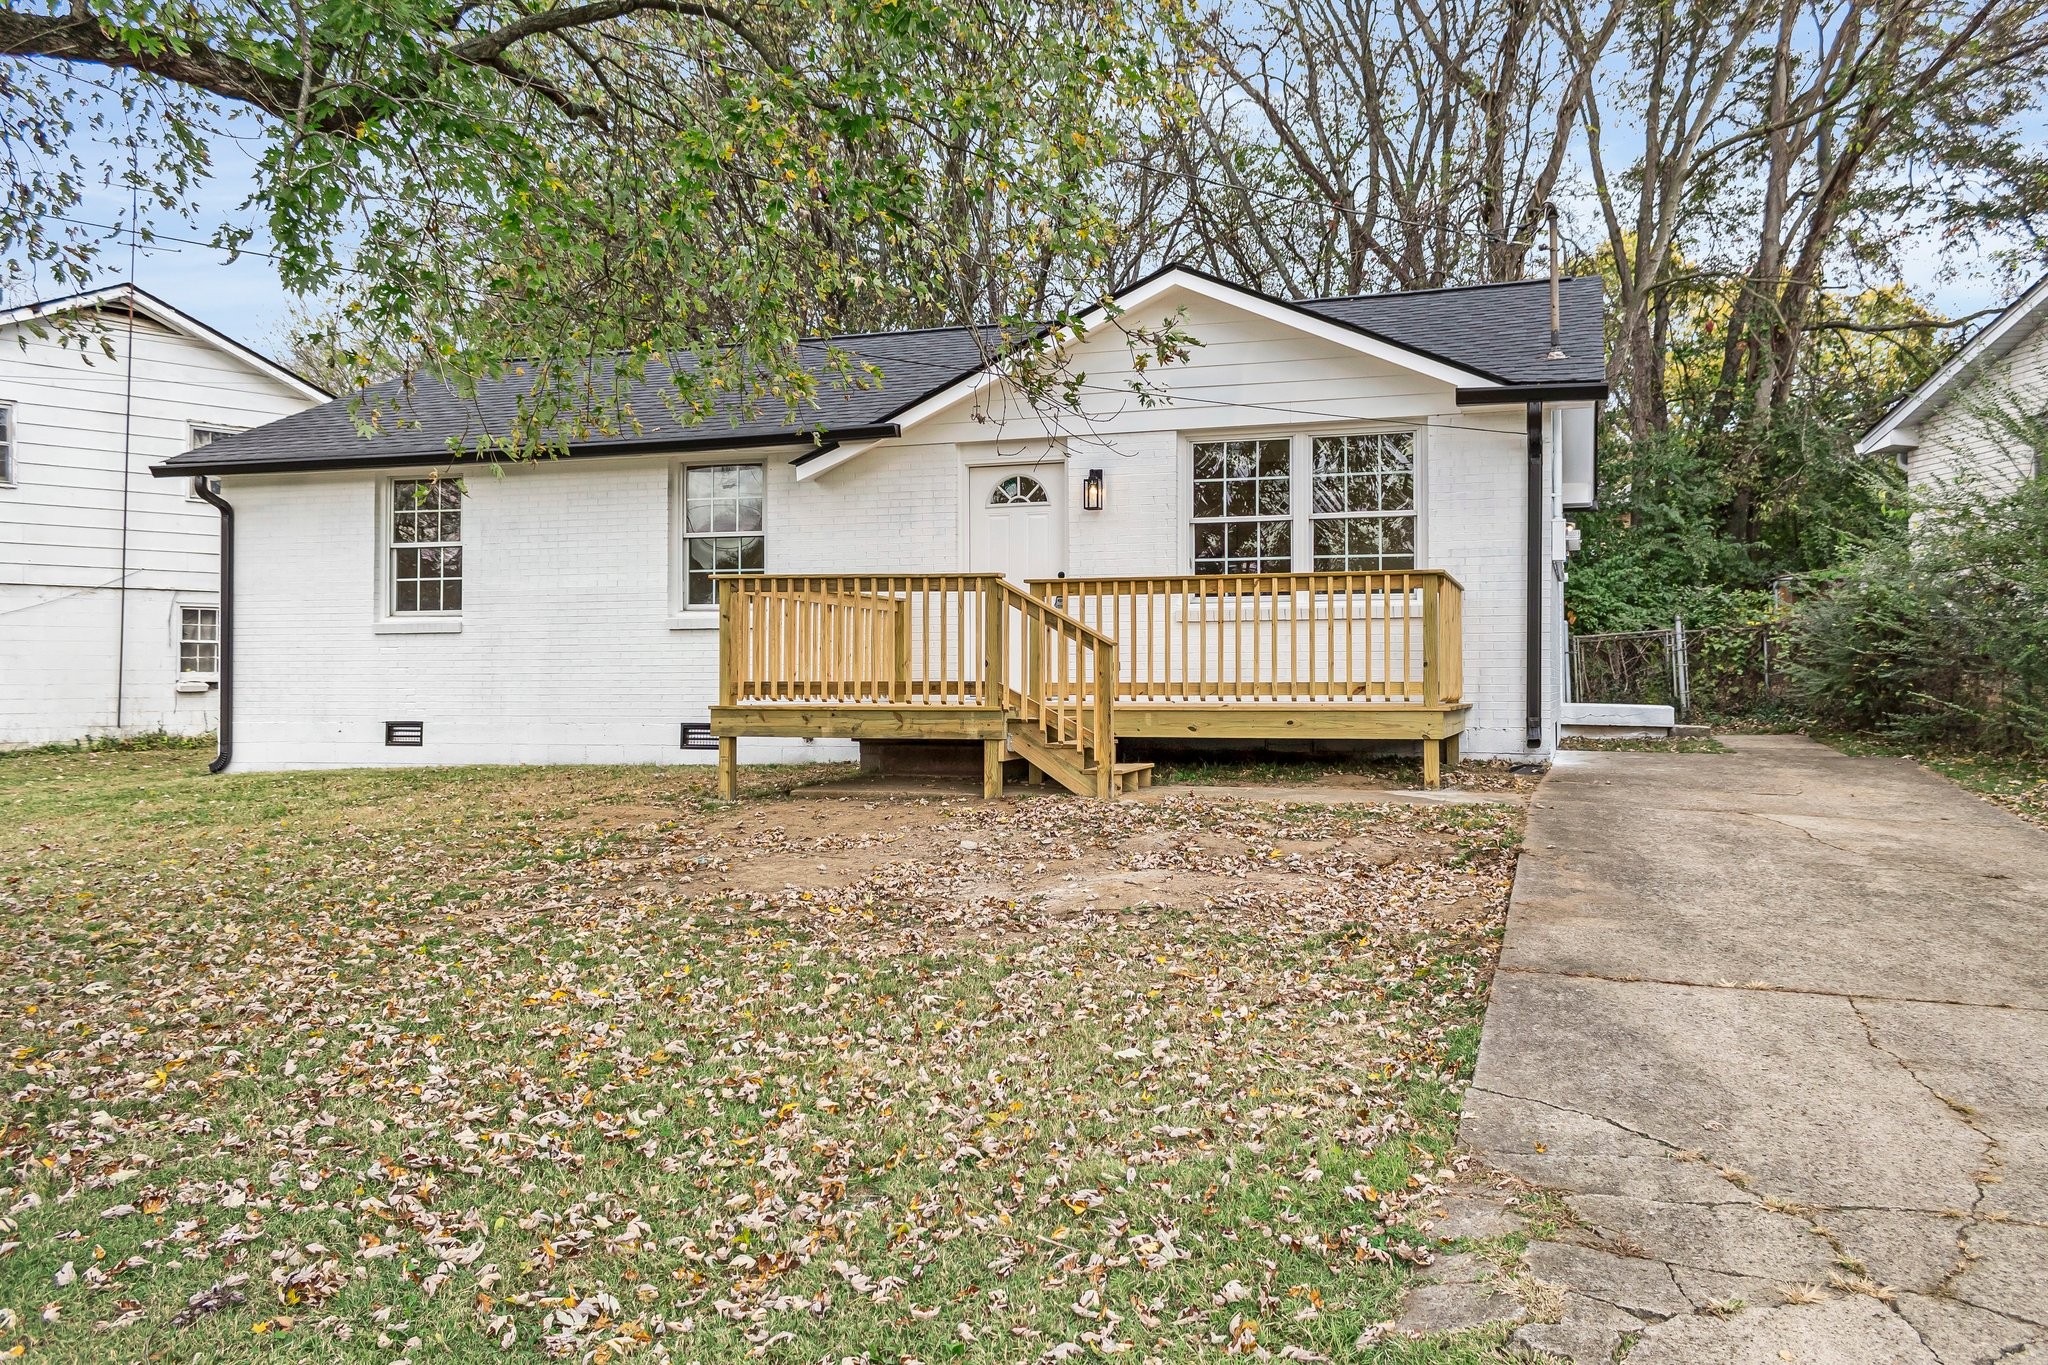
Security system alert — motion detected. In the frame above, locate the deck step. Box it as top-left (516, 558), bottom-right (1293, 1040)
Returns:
top-left (1005, 719), bottom-right (1137, 799)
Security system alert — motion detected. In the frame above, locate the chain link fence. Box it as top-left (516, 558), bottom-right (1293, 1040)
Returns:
top-left (1568, 619), bottom-right (1787, 721)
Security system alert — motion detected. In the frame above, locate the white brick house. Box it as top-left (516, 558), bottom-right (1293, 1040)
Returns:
top-left (153, 266), bottom-right (1603, 777)
top-left (1, 285), bottom-right (327, 747)
top-left (1858, 273), bottom-right (2048, 497)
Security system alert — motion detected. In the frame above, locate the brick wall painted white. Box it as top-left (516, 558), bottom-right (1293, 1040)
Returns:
top-left (226, 285), bottom-right (1565, 769)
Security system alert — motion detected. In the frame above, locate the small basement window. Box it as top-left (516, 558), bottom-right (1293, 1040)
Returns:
top-left (178, 605), bottom-right (220, 677)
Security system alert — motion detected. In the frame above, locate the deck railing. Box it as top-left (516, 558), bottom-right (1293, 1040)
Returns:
top-left (1000, 582), bottom-right (1117, 782)
top-left (716, 574), bottom-right (1120, 779)
top-left (720, 573), bottom-right (998, 706)
top-left (1027, 571), bottom-right (1465, 706)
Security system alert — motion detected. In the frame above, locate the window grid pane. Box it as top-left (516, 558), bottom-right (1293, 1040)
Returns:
top-left (1191, 439), bottom-right (1293, 575)
top-left (179, 607), bottom-right (219, 675)
top-left (390, 479), bottom-right (463, 614)
top-left (1308, 433), bottom-right (1418, 572)
top-left (683, 464), bottom-right (767, 607)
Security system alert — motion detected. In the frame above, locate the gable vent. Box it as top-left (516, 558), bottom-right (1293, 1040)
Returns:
top-left (680, 722), bottom-right (718, 751)
top-left (385, 721), bottom-right (425, 747)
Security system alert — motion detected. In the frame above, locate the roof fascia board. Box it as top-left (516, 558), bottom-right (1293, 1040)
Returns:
top-left (1855, 275), bottom-right (2048, 457)
top-left (150, 426), bottom-right (885, 478)
top-left (791, 438), bottom-right (882, 482)
top-left (1456, 383), bottom-right (1609, 406)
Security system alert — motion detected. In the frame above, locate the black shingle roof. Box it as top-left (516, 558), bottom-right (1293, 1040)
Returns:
top-left (154, 268), bottom-right (1605, 477)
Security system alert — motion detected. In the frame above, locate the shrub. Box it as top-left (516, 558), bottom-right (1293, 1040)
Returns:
top-left (1786, 473), bottom-right (2048, 753)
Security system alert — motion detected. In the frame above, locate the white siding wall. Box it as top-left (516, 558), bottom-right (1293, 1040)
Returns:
top-left (1905, 322), bottom-right (2048, 499)
top-left (227, 285), bottom-right (1562, 769)
top-left (0, 310), bottom-right (317, 744)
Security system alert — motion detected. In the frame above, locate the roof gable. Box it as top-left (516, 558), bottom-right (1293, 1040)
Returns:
top-left (0, 283), bottom-right (332, 403)
top-left (1857, 274), bottom-right (2048, 456)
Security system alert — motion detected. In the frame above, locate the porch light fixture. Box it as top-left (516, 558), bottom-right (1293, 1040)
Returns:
top-left (1081, 468), bottom-right (1105, 511)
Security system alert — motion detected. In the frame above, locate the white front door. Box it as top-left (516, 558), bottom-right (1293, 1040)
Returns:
top-left (969, 464), bottom-right (1067, 585)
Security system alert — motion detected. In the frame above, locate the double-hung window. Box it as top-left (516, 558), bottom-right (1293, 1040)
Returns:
top-left (388, 478), bottom-right (464, 614)
top-left (0, 401), bottom-right (15, 486)
top-left (681, 464), bottom-right (765, 608)
top-left (185, 425), bottom-right (238, 499)
top-left (1190, 431), bottom-right (1418, 573)
top-left (179, 606), bottom-right (220, 677)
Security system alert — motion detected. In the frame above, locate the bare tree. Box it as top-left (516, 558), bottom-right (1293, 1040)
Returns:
top-left (1152, 0), bottom-right (1609, 297)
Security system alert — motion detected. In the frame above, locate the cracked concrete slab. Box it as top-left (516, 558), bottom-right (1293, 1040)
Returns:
top-left (1462, 736), bottom-right (2048, 1362)
top-left (1623, 1293), bottom-right (1940, 1364)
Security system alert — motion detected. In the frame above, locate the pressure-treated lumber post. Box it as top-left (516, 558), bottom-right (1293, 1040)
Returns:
top-left (1445, 733), bottom-right (1461, 767)
top-left (1422, 737), bottom-right (1441, 790)
top-left (717, 582), bottom-right (740, 799)
top-left (981, 577), bottom-right (1006, 707)
top-left (982, 739), bottom-right (1006, 800)
top-left (1093, 639), bottom-right (1116, 800)
top-left (891, 596), bottom-right (911, 703)
top-left (1421, 574), bottom-right (1442, 707)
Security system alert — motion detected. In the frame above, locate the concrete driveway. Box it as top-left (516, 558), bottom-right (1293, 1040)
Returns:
top-left (1463, 735), bottom-right (2048, 1364)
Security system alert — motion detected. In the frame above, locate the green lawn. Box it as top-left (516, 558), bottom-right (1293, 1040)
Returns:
top-left (0, 747), bottom-right (1524, 1361)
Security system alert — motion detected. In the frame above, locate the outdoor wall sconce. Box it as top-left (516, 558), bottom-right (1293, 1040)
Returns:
top-left (1081, 468), bottom-right (1105, 511)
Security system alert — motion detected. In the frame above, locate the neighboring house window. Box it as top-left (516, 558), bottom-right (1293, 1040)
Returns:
top-left (185, 425), bottom-right (238, 500)
top-left (1309, 432), bottom-right (1417, 570)
top-left (179, 606), bottom-right (220, 677)
top-left (682, 463), bottom-right (765, 608)
top-left (388, 478), bottom-right (464, 614)
top-left (0, 401), bottom-right (14, 486)
top-left (1192, 438), bottom-right (1293, 574)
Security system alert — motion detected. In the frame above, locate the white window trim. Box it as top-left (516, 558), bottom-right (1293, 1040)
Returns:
top-left (1180, 424), bottom-right (1427, 575)
top-left (0, 400), bottom-right (15, 487)
top-left (376, 475), bottom-right (466, 626)
top-left (669, 459), bottom-right (767, 621)
top-left (176, 602), bottom-right (221, 681)
top-left (184, 424), bottom-right (241, 499)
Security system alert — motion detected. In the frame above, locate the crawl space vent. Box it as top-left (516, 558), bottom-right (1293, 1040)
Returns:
top-left (679, 722), bottom-right (718, 751)
top-left (384, 721), bottom-right (425, 747)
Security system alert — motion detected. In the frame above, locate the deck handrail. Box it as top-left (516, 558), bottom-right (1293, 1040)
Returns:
top-left (1027, 571), bottom-right (1464, 706)
top-left (993, 581), bottom-right (1117, 788)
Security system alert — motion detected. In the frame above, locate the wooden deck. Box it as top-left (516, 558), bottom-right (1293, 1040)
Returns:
top-left (709, 571), bottom-right (1469, 798)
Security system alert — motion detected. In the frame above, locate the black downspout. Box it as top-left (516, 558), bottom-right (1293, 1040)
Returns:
top-left (193, 478), bottom-right (233, 773)
top-left (1526, 401), bottom-right (1544, 749)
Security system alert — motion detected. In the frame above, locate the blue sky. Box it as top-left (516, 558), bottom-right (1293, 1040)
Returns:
top-left (29, 110), bottom-right (2037, 364)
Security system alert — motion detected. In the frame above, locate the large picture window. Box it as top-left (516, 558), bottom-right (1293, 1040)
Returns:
top-left (388, 478), bottom-right (463, 614)
top-left (1191, 438), bottom-right (1293, 574)
top-left (1310, 432), bottom-right (1417, 570)
top-left (682, 464), bottom-right (765, 607)
top-left (1190, 431), bottom-right (1418, 574)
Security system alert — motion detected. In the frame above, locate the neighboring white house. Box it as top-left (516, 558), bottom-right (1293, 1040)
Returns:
top-left (153, 264), bottom-right (1604, 776)
top-left (1857, 273), bottom-right (2048, 496)
top-left (0, 284), bottom-right (327, 747)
